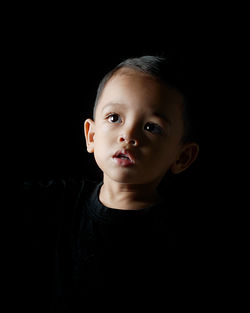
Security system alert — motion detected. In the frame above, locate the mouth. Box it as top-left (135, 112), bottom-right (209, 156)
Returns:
top-left (112, 149), bottom-right (135, 167)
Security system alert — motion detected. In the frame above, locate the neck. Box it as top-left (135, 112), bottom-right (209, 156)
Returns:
top-left (99, 176), bottom-right (161, 210)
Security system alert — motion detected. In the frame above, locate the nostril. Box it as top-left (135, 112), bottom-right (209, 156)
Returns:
top-left (118, 135), bottom-right (138, 146)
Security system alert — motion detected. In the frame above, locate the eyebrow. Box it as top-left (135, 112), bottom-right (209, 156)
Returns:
top-left (153, 112), bottom-right (172, 125)
top-left (101, 102), bottom-right (127, 112)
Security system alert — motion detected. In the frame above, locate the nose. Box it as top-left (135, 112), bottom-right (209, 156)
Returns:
top-left (117, 121), bottom-right (141, 147)
top-left (118, 134), bottom-right (139, 146)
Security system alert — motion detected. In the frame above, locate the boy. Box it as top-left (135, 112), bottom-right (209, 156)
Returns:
top-left (23, 55), bottom-right (199, 310)
top-left (84, 55), bottom-right (199, 210)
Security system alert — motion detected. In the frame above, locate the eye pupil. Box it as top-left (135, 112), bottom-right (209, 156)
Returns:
top-left (111, 115), bottom-right (118, 122)
top-left (145, 122), bottom-right (162, 134)
top-left (108, 114), bottom-right (120, 123)
top-left (145, 123), bottom-right (154, 131)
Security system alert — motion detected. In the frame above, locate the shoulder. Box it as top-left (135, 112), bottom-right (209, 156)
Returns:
top-left (23, 175), bottom-right (96, 201)
top-left (22, 176), bottom-right (98, 225)
top-left (23, 176), bottom-right (83, 194)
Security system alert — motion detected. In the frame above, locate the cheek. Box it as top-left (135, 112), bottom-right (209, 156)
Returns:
top-left (96, 128), bottom-right (113, 143)
top-left (152, 142), bottom-right (178, 163)
top-left (96, 125), bottom-right (118, 143)
top-left (93, 128), bottom-right (114, 156)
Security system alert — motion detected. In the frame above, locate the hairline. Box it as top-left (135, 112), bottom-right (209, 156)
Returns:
top-left (93, 67), bottom-right (160, 119)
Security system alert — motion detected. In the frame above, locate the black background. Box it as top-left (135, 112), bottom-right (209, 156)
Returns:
top-left (10, 4), bottom-right (243, 308)
top-left (18, 17), bottom-right (236, 310)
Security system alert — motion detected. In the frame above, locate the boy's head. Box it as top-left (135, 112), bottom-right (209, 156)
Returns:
top-left (84, 55), bottom-right (199, 187)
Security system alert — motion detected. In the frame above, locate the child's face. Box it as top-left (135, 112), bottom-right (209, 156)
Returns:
top-left (85, 69), bottom-right (188, 186)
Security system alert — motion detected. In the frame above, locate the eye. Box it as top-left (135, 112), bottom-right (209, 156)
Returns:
top-left (144, 122), bottom-right (163, 135)
top-left (107, 113), bottom-right (122, 123)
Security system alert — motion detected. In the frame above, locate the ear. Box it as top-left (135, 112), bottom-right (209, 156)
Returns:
top-left (171, 142), bottom-right (199, 174)
top-left (84, 118), bottom-right (96, 153)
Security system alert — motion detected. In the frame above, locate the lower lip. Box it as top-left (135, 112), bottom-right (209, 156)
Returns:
top-left (112, 157), bottom-right (135, 167)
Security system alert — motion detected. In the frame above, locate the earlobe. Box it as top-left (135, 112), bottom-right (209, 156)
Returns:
top-left (171, 142), bottom-right (199, 174)
top-left (84, 118), bottom-right (96, 153)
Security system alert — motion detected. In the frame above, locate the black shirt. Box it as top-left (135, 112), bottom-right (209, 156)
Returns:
top-left (23, 177), bottom-right (190, 311)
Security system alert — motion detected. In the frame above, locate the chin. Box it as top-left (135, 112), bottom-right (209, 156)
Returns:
top-left (106, 170), bottom-right (153, 185)
top-left (105, 171), bottom-right (140, 184)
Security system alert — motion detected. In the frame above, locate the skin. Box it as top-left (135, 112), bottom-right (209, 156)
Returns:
top-left (84, 68), bottom-right (199, 210)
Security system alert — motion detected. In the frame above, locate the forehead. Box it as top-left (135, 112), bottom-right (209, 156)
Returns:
top-left (97, 68), bottom-right (184, 117)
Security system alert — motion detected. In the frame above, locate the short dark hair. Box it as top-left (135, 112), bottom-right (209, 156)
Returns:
top-left (93, 55), bottom-right (200, 144)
